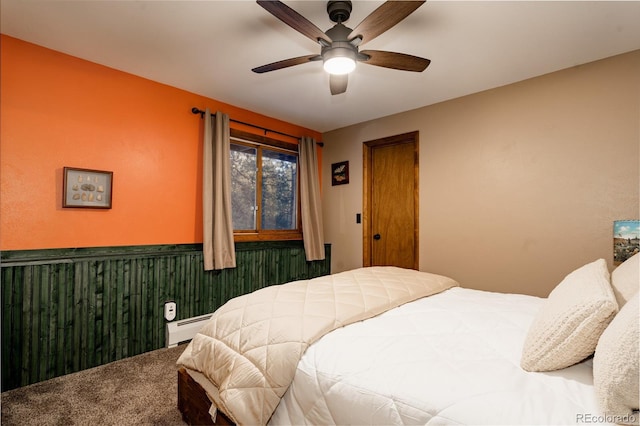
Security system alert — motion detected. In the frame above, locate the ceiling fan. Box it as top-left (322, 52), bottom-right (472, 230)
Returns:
top-left (252, 0), bottom-right (431, 95)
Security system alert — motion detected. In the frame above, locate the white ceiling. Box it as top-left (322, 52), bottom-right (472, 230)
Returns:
top-left (2, 1), bottom-right (640, 133)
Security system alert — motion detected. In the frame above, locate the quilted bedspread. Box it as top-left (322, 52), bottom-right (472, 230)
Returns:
top-left (176, 266), bottom-right (458, 425)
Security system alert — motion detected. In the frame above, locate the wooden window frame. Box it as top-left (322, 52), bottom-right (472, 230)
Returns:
top-left (230, 129), bottom-right (302, 242)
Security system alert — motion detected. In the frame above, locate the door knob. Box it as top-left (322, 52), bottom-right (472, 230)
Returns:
top-left (373, 234), bottom-right (381, 240)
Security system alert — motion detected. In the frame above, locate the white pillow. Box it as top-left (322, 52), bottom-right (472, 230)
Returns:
top-left (593, 292), bottom-right (639, 425)
top-left (611, 253), bottom-right (640, 309)
top-left (521, 259), bottom-right (618, 372)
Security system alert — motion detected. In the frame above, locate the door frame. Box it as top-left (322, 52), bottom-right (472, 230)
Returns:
top-left (362, 131), bottom-right (419, 269)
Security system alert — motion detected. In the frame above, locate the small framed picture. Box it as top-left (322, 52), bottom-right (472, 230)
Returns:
top-left (613, 220), bottom-right (640, 265)
top-left (63, 167), bottom-right (113, 209)
top-left (331, 161), bottom-right (349, 186)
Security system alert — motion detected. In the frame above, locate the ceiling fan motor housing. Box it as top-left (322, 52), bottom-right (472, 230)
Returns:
top-left (327, 1), bottom-right (352, 23)
top-left (322, 43), bottom-right (356, 62)
top-left (322, 23), bottom-right (358, 68)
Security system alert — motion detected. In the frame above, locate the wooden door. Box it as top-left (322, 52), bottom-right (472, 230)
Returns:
top-left (363, 132), bottom-right (418, 269)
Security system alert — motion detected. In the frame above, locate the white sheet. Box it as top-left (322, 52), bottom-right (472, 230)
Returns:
top-left (270, 287), bottom-right (609, 425)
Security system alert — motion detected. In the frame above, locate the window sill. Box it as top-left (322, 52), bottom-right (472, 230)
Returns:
top-left (234, 232), bottom-right (303, 242)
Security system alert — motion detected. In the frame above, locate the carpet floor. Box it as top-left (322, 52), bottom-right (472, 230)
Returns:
top-left (1, 344), bottom-right (187, 425)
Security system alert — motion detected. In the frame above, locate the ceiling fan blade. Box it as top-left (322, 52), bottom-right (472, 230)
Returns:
top-left (257, 0), bottom-right (332, 45)
top-left (360, 50), bottom-right (431, 72)
top-left (330, 74), bottom-right (348, 95)
top-left (252, 54), bottom-right (321, 73)
top-left (348, 1), bottom-right (425, 44)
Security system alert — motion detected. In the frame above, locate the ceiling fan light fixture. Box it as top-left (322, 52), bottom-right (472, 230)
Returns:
top-left (323, 47), bottom-right (356, 75)
top-left (254, 0), bottom-right (430, 94)
top-left (323, 57), bottom-right (356, 75)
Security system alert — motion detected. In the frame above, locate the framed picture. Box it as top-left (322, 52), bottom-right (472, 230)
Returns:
top-left (331, 161), bottom-right (349, 186)
top-left (613, 220), bottom-right (640, 265)
top-left (63, 167), bottom-right (113, 209)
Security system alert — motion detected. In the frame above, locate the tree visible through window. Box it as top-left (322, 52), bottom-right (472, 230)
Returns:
top-left (230, 134), bottom-right (300, 240)
top-left (230, 143), bottom-right (257, 230)
top-left (261, 149), bottom-right (297, 230)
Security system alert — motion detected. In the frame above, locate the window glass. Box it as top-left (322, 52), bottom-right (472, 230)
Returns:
top-left (261, 149), bottom-right (298, 230)
top-left (230, 143), bottom-right (257, 230)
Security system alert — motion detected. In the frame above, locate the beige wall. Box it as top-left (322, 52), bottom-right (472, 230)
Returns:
top-left (322, 50), bottom-right (640, 297)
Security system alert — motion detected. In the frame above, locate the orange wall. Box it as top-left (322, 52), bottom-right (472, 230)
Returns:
top-left (0, 35), bottom-right (322, 250)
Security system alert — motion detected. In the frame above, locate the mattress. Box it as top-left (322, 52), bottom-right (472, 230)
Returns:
top-left (270, 286), bottom-right (608, 425)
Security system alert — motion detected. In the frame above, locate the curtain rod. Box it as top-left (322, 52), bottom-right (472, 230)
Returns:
top-left (191, 107), bottom-right (323, 147)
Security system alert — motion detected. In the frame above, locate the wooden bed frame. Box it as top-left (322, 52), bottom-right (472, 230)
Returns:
top-left (177, 368), bottom-right (235, 426)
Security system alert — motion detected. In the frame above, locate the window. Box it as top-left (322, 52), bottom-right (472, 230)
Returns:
top-left (261, 149), bottom-right (298, 230)
top-left (229, 130), bottom-right (301, 241)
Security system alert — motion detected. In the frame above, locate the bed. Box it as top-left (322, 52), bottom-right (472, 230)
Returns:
top-left (177, 256), bottom-right (639, 425)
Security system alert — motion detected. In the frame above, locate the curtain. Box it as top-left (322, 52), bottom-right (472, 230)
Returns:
top-left (299, 136), bottom-right (325, 261)
top-left (202, 109), bottom-right (236, 270)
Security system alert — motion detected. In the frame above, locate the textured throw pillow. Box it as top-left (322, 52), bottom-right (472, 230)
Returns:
top-left (611, 253), bottom-right (640, 309)
top-left (521, 258), bottom-right (618, 372)
top-left (593, 292), bottom-right (639, 425)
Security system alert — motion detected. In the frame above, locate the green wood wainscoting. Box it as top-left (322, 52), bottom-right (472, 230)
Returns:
top-left (0, 241), bottom-right (331, 391)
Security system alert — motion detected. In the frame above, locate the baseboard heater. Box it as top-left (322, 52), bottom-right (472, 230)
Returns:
top-left (166, 314), bottom-right (213, 348)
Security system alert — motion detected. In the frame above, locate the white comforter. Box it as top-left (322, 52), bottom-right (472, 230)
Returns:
top-left (271, 287), bottom-right (608, 425)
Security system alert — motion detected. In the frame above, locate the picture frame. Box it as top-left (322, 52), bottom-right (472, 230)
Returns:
top-left (613, 219), bottom-right (640, 265)
top-left (63, 167), bottom-right (113, 209)
top-left (331, 161), bottom-right (349, 186)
